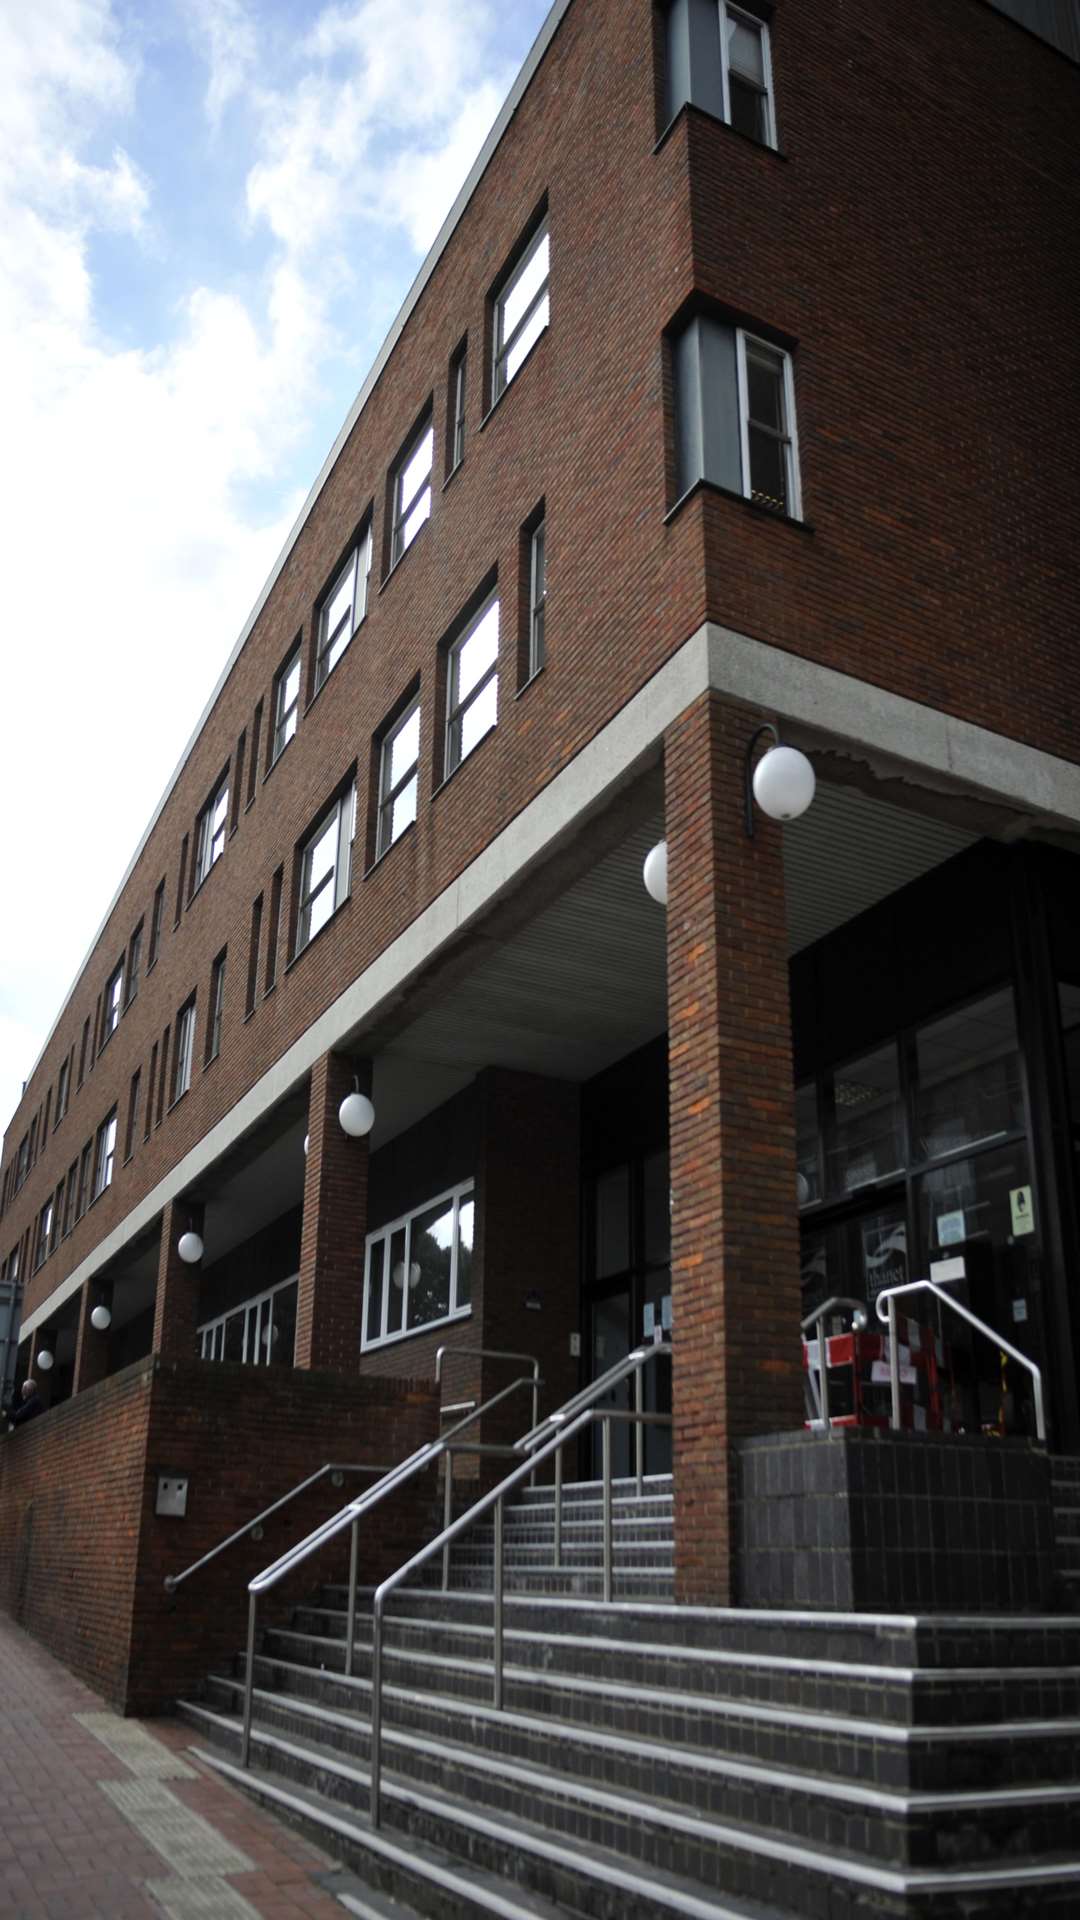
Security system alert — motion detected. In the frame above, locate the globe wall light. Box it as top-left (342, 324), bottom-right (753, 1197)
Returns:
top-left (642, 841), bottom-right (668, 907)
top-left (36, 1347), bottom-right (54, 1371)
top-left (90, 1304), bottom-right (112, 1332)
top-left (339, 1085), bottom-right (375, 1137)
top-left (177, 1231), bottom-right (204, 1265)
top-left (392, 1260), bottom-right (422, 1290)
top-left (746, 724), bottom-right (815, 835)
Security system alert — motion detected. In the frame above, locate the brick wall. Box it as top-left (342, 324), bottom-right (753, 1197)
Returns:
top-left (0, 1356), bottom-right (439, 1713)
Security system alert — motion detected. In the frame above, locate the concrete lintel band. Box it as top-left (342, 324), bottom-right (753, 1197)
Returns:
top-left (21, 621), bottom-right (1080, 1341)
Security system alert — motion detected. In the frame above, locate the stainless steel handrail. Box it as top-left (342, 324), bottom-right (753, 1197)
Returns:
top-left (875, 1277), bottom-right (1046, 1442)
top-left (800, 1296), bottom-right (868, 1427)
top-left (435, 1345), bottom-right (542, 1540)
top-left (368, 1380), bottom-right (672, 1827)
top-left (163, 1462), bottom-right (393, 1594)
top-left (239, 1368), bottom-right (540, 1764)
top-left (518, 1340), bottom-right (670, 1503)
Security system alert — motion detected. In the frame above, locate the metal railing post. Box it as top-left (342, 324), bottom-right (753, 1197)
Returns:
top-left (241, 1592), bottom-right (257, 1768)
top-left (634, 1366), bottom-right (644, 1495)
top-left (602, 1415), bottom-right (613, 1604)
top-left (370, 1599), bottom-right (384, 1829)
top-left (817, 1311), bottom-right (831, 1426)
top-left (493, 1496), bottom-right (505, 1711)
top-left (553, 1443), bottom-right (563, 1569)
top-left (345, 1515), bottom-right (359, 1679)
top-left (442, 1450), bottom-right (453, 1591)
top-left (888, 1294), bottom-right (901, 1431)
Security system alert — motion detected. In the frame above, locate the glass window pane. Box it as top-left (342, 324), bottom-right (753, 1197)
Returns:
top-left (387, 1227), bottom-right (407, 1337)
top-left (400, 488), bottom-right (431, 553)
top-left (390, 775), bottom-right (417, 842)
top-left (795, 1083), bottom-right (820, 1206)
top-left (458, 676), bottom-right (498, 762)
top-left (914, 989), bottom-right (1023, 1161)
top-left (307, 816), bottom-right (337, 890)
top-left (366, 1241), bottom-right (386, 1344)
top-left (502, 231), bottom-right (549, 343)
top-left (504, 293), bottom-right (549, 385)
top-left (826, 1045), bottom-right (904, 1195)
top-left (407, 1199), bottom-right (454, 1330)
top-left (642, 1150), bottom-right (670, 1268)
top-left (456, 603), bottom-right (499, 701)
top-left (323, 563), bottom-right (354, 645)
top-left (1060, 983), bottom-right (1080, 1125)
top-left (727, 15), bottom-right (764, 85)
top-left (399, 427), bottom-right (433, 511)
top-left (306, 876), bottom-right (334, 942)
top-left (389, 707), bottom-right (420, 788)
top-left (456, 1196), bottom-right (474, 1308)
top-left (748, 428), bottom-right (786, 513)
top-left (746, 350), bottom-right (783, 429)
top-left (729, 73), bottom-right (766, 142)
top-left (270, 1282), bottom-right (297, 1366)
top-left (595, 1164), bottom-right (630, 1278)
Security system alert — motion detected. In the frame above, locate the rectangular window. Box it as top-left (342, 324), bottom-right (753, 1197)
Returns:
top-left (296, 787), bottom-right (355, 953)
top-left (58, 1053), bottom-right (72, 1122)
top-left (34, 1199), bottom-right (53, 1271)
top-left (156, 1030), bottom-right (170, 1125)
top-left (447, 343), bottom-right (467, 476)
top-left (377, 701), bottom-right (420, 858)
top-left (172, 998), bottom-right (196, 1103)
top-left (51, 1183), bottom-right (63, 1252)
top-left (272, 643), bottom-right (302, 761)
top-left (528, 517), bottom-right (546, 679)
top-left (246, 894), bottom-right (263, 1017)
top-left (736, 331), bottom-right (801, 517)
top-left (124, 1072), bottom-right (141, 1161)
top-left (231, 730), bottom-right (246, 831)
top-left (206, 949), bottom-right (226, 1063)
top-left (149, 879), bottom-right (166, 967)
top-left (175, 836), bottom-right (189, 923)
top-left (265, 867), bottom-right (283, 992)
top-left (493, 220), bottom-right (549, 401)
top-left (76, 1141), bottom-right (92, 1218)
top-left (125, 922), bottom-right (143, 1006)
top-left (78, 1018), bottom-right (90, 1088)
top-left (390, 420), bottom-right (433, 567)
top-left (248, 700), bottom-right (263, 805)
top-left (362, 1181), bottom-right (474, 1349)
top-left (29, 1116), bottom-right (38, 1164)
top-left (316, 533), bottom-right (371, 691)
top-left (92, 1110), bottom-right (117, 1199)
top-left (102, 961), bottom-right (124, 1047)
top-left (145, 1045), bottom-right (157, 1142)
top-left (14, 1136), bottom-right (29, 1193)
top-left (721, 3), bottom-right (775, 147)
top-left (198, 1275), bottom-right (298, 1369)
top-left (194, 773), bottom-right (229, 887)
top-left (446, 597), bottom-right (499, 776)
top-left (62, 1163), bottom-right (77, 1237)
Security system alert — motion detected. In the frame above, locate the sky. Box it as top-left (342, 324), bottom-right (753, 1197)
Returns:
top-left (0, 0), bottom-right (553, 1142)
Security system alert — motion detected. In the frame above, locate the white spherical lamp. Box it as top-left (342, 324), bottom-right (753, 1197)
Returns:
top-left (303, 1133), bottom-right (310, 1156)
top-left (177, 1231), bottom-right (204, 1265)
top-left (338, 1091), bottom-right (375, 1137)
top-left (642, 841), bottom-right (668, 907)
top-left (752, 745), bottom-right (815, 823)
top-left (90, 1304), bottom-right (112, 1332)
top-left (796, 1171), bottom-right (811, 1206)
top-left (36, 1347), bottom-right (54, 1372)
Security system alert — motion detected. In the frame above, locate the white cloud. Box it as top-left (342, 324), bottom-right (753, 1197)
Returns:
top-left (180, 0), bottom-right (257, 124)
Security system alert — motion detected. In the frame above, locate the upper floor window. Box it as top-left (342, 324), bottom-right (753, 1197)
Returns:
top-left (362, 1180), bottom-right (474, 1349)
top-left (446, 597), bottom-right (499, 777)
top-left (92, 1109), bottom-right (117, 1200)
top-left (195, 773), bottom-right (229, 887)
top-left (721, 4), bottom-right (775, 145)
top-left (528, 518), bottom-right (546, 679)
top-left (391, 421), bottom-right (433, 568)
top-left (672, 313), bottom-right (801, 520)
top-left (377, 700), bottom-right (420, 858)
top-left (102, 961), bottom-right (124, 1047)
top-left (448, 344), bottom-right (467, 476)
top-left (125, 922), bottom-right (143, 1006)
top-left (493, 221), bottom-right (549, 402)
top-left (272, 643), bottom-right (302, 761)
top-left (207, 949), bottom-right (226, 1063)
top-left (736, 332), bottom-right (800, 517)
top-left (34, 1199), bottom-right (53, 1271)
top-left (14, 1136), bottom-right (29, 1193)
top-left (56, 1057), bottom-right (70, 1124)
top-left (149, 879), bottom-right (166, 966)
top-left (172, 997), bottom-right (196, 1102)
top-left (296, 784), bottom-right (355, 954)
top-left (316, 532), bottom-right (371, 693)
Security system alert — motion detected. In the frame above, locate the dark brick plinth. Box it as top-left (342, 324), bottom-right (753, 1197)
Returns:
top-left (735, 1428), bottom-right (1055, 1612)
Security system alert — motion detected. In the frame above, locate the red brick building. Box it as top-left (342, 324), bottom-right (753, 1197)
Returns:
top-left (2, 0), bottom-right (1079, 1692)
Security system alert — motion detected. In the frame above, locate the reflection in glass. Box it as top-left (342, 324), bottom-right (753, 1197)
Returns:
top-left (595, 1164), bottom-right (630, 1278)
top-left (408, 1199), bottom-right (454, 1330)
top-left (795, 1083), bottom-right (820, 1205)
top-left (826, 1044), bottom-right (903, 1195)
top-left (457, 1198), bottom-right (474, 1307)
top-left (915, 988), bottom-right (1023, 1161)
top-left (642, 1150), bottom-right (670, 1268)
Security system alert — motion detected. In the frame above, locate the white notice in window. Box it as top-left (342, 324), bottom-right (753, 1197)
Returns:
top-left (1009, 1185), bottom-right (1035, 1237)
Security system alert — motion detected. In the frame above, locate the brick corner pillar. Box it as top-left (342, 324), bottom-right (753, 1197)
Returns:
top-left (72, 1283), bottom-right (111, 1395)
top-left (295, 1051), bottom-right (370, 1372)
top-left (152, 1196), bottom-right (205, 1362)
top-left (666, 693), bottom-right (803, 1606)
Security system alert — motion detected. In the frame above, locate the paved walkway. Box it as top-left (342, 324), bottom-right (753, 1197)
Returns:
top-left (0, 1614), bottom-right (350, 1920)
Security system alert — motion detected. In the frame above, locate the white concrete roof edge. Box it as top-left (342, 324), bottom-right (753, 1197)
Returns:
top-left (11, 0), bottom-right (574, 1121)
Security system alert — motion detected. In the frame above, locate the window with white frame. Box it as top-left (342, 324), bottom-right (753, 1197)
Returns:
top-left (195, 773), bottom-right (229, 886)
top-left (34, 1199), bottom-right (53, 1270)
top-left (296, 784), bottom-right (355, 953)
top-left (316, 532), bottom-right (370, 692)
top-left (736, 331), bottom-right (800, 517)
top-left (363, 1181), bottom-right (474, 1349)
top-left (528, 518), bottom-right (546, 678)
top-left (172, 997), bottom-right (196, 1102)
top-left (493, 221), bottom-right (549, 401)
top-left (390, 421), bottom-right (433, 567)
top-left (720, 4), bottom-right (776, 146)
top-left (102, 961), bottom-right (124, 1045)
top-left (377, 700), bottom-right (420, 858)
top-left (198, 1275), bottom-right (298, 1368)
top-left (272, 643), bottom-right (302, 760)
top-left (92, 1109), bottom-right (117, 1199)
top-left (446, 597), bottom-right (499, 777)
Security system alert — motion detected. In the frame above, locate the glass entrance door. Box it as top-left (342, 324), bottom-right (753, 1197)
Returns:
top-left (584, 1148), bottom-right (672, 1476)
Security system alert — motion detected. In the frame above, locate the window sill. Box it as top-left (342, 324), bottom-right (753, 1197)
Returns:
top-left (362, 1304), bottom-right (471, 1355)
top-left (364, 816), bottom-right (416, 881)
top-left (431, 721), bottom-right (497, 801)
top-left (442, 458), bottom-right (464, 493)
top-left (654, 100), bottom-right (787, 164)
top-left (479, 329), bottom-right (548, 433)
top-left (515, 664), bottom-right (545, 700)
top-left (379, 518), bottom-right (430, 595)
top-left (283, 893), bottom-right (351, 976)
top-left (664, 475), bottom-right (813, 535)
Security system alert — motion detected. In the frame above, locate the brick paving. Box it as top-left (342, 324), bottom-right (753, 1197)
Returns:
top-left (0, 1614), bottom-right (349, 1919)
